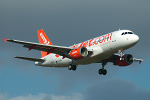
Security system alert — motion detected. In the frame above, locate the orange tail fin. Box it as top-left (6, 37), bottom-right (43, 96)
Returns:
top-left (37, 29), bottom-right (52, 58)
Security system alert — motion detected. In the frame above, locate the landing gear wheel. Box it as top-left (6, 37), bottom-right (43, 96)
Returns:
top-left (103, 69), bottom-right (107, 75)
top-left (98, 69), bottom-right (103, 75)
top-left (98, 69), bottom-right (107, 75)
top-left (68, 65), bottom-right (72, 70)
top-left (72, 65), bottom-right (76, 71)
top-left (68, 65), bottom-right (77, 71)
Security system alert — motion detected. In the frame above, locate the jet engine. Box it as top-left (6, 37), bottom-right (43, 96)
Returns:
top-left (114, 54), bottom-right (133, 66)
top-left (70, 47), bottom-right (88, 59)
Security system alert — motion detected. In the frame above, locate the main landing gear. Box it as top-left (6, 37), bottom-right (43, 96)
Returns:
top-left (68, 60), bottom-right (77, 71)
top-left (98, 60), bottom-right (107, 75)
top-left (68, 65), bottom-right (77, 71)
top-left (119, 49), bottom-right (124, 61)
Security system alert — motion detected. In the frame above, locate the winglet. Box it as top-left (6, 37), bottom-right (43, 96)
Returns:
top-left (139, 61), bottom-right (142, 64)
top-left (139, 60), bottom-right (143, 64)
top-left (4, 38), bottom-right (7, 43)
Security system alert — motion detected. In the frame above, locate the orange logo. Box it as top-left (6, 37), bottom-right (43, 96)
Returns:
top-left (72, 33), bottom-right (113, 48)
top-left (40, 33), bottom-right (50, 45)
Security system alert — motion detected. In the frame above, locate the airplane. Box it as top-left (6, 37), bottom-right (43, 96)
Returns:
top-left (4, 29), bottom-right (143, 75)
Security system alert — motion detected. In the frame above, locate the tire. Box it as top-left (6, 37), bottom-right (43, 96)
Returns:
top-left (98, 69), bottom-right (103, 75)
top-left (103, 69), bottom-right (107, 75)
top-left (68, 65), bottom-right (76, 71)
top-left (68, 65), bottom-right (72, 70)
top-left (72, 65), bottom-right (76, 71)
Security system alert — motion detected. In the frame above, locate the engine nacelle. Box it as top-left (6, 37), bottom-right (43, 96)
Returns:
top-left (115, 54), bottom-right (133, 66)
top-left (70, 47), bottom-right (88, 59)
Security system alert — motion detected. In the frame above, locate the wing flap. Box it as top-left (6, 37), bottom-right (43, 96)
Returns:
top-left (14, 56), bottom-right (45, 62)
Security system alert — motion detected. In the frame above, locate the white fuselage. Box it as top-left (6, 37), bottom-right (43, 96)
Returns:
top-left (35, 30), bottom-right (139, 67)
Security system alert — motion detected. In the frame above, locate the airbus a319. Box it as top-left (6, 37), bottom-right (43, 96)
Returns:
top-left (4, 29), bottom-right (143, 75)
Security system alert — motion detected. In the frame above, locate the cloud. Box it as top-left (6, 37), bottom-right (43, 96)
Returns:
top-left (1, 0), bottom-right (150, 58)
top-left (0, 93), bottom-right (83, 100)
top-left (1, 0), bottom-right (150, 59)
top-left (84, 79), bottom-right (150, 100)
top-left (0, 94), bottom-right (8, 100)
top-left (1, 79), bottom-right (150, 100)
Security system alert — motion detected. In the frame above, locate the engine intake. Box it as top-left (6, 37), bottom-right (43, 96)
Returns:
top-left (70, 47), bottom-right (88, 59)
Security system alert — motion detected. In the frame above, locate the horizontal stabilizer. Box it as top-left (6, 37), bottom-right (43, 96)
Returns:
top-left (14, 56), bottom-right (45, 62)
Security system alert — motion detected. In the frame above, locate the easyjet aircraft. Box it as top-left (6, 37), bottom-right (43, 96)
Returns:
top-left (4, 29), bottom-right (143, 75)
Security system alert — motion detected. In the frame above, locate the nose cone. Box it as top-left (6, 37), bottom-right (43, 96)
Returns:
top-left (132, 35), bottom-right (139, 44)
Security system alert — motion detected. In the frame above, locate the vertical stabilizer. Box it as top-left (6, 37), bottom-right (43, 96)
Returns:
top-left (37, 29), bottom-right (52, 57)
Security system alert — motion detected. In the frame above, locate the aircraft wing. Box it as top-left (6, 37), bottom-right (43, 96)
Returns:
top-left (5, 39), bottom-right (73, 56)
top-left (133, 58), bottom-right (144, 64)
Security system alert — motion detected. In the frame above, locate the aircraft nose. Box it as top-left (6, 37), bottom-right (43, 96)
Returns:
top-left (132, 34), bottom-right (139, 44)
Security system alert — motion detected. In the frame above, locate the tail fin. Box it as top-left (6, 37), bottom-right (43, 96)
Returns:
top-left (37, 29), bottom-right (52, 58)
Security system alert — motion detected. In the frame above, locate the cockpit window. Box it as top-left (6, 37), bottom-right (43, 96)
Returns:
top-left (121, 33), bottom-right (125, 35)
top-left (121, 32), bottom-right (134, 35)
top-left (128, 32), bottom-right (133, 34)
